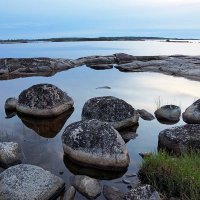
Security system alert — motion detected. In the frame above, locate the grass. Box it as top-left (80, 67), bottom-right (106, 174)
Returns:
top-left (139, 151), bottom-right (200, 200)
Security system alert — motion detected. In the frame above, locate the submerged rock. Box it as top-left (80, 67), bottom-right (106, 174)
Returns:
top-left (16, 83), bottom-right (74, 117)
top-left (82, 96), bottom-right (139, 130)
top-left (71, 175), bottom-right (102, 199)
top-left (5, 97), bottom-right (17, 110)
top-left (182, 99), bottom-right (200, 124)
top-left (0, 142), bottom-right (23, 168)
top-left (137, 109), bottom-right (155, 121)
top-left (103, 185), bottom-right (125, 200)
top-left (158, 124), bottom-right (200, 153)
top-left (62, 119), bottom-right (129, 170)
top-left (62, 186), bottom-right (76, 200)
top-left (0, 164), bottom-right (65, 200)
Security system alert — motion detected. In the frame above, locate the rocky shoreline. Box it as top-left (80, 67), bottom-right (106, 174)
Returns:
top-left (1, 53), bottom-right (200, 81)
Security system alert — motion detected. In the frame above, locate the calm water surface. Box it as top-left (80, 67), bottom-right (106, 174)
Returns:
top-left (0, 41), bottom-right (200, 199)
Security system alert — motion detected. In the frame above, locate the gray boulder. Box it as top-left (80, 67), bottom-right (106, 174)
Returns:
top-left (16, 83), bottom-right (74, 117)
top-left (154, 105), bottom-right (181, 123)
top-left (82, 96), bottom-right (139, 130)
top-left (182, 99), bottom-right (200, 124)
top-left (71, 175), bottom-right (102, 199)
top-left (62, 186), bottom-right (76, 200)
top-left (0, 142), bottom-right (23, 168)
top-left (125, 185), bottom-right (161, 200)
top-left (5, 97), bottom-right (18, 110)
top-left (0, 164), bottom-right (65, 200)
top-left (158, 124), bottom-right (200, 153)
top-left (137, 109), bottom-right (155, 121)
top-left (103, 185), bottom-right (125, 200)
top-left (62, 119), bottom-right (129, 170)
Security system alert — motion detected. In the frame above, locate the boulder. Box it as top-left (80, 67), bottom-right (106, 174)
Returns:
top-left (71, 175), bottom-right (102, 199)
top-left (158, 124), bottom-right (200, 153)
top-left (154, 105), bottom-right (181, 123)
top-left (62, 186), bottom-right (76, 200)
top-left (62, 119), bottom-right (129, 171)
top-left (0, 142), bottom-right (23, 168)
top-left (125, 185), bottom-right (161, 200)
top-left (82, 96), bottom-right (139, 130)
top-left (16, 83), bottom-right (74, 117)
top-left (5, 97), bottom-right (17, 110)
top-left (103, 185), bottom-right (125, 200)
top-left (137, 109), bottom-right (155, 121)
top-left (182, 99), bottom-right (200, 124)
top-left (0, 164), bottom-right (65, 200)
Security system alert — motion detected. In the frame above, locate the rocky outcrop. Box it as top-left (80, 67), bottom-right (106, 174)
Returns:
top-left (0, 164), bottom-right (65, 200)
top-left (103, 185), bottom-right (125, 200)
top-left (182, 99), bottom-right (200, 124)
top-left (158, 124), bottom-right (200, 153)
top-left (62, 119), bottom-right (129, 171)
top-left (82, 96), bottom-right (139, 130)
top-left (154, 105), bottom-right (181, 124)
top-left (137, 109), bottom-right (155, 121)
top-left (71, 175), bottom-right (102, 199)
top-left (16, 83), bottom-right (74, 117)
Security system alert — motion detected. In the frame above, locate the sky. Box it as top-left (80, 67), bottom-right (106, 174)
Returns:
top-left (0, 0), bottom-right (200, 39)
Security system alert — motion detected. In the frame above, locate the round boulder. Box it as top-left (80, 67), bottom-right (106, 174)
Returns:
top-left (62, 119), bottom-right (130, 171)
top-left (154, 105), bottom-right (181, 123)
top-left (16, 84), bottom-right (74, 117)
top-left (182, 99), bottom-right (200, 124)
top-left (158, 124), bottom-right (200, 153)
top-left (82, 96), bottom-right (139, 130)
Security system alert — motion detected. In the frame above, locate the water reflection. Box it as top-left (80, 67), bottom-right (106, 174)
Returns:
top-left (155, 118), bottom-right (180, 125)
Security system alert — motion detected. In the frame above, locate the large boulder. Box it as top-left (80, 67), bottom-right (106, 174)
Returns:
top-left (62, 119), bottom-right (129, 171)
top-left (182, 99), bottom-right (200, 124)
top-left (16, 83), bottom-right (74, 117)
top-left (158, 124), bottom-right (200, 153)
top-left (154, 105), bottom-right (181, 124)
top-left (82, 96), bottom-right (139, 130)
top-left (0, 164), bottom-right (65, 200)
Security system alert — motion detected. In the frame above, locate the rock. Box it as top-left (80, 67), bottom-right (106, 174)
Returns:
top-left (114, 53), bottom-right (136, 64)
top-left (0, 167), bottom-right (4, 173)
top-left (182, 99), bottom-right (200, 123)
top-left (125, 185), bottom-right (161, 200)
top-left (71, 175), bottom-right (102, 199)
top-left (16, 83), bottom-right (74, 117)
top-left (137, 109), bottom-right (155, 121)
top-left (63, 186), bottom-right (76, 200)
top-left (82, 96), bottom-right (139, 130)
top-left (103, 185), bottom-right (125, 200)
top-left (154, 105), bottom-right (181, 123)
top-left (5, 97), bottom-right (17, 110)
top-left (158, 124), bottom-right (200, 153)
top-left (86, 64), bottom-right (113, 70)
top-left (0, 164), bottom-right (65, 200)
top-left (62, 119), bottom-right (129, 170)
top-left (0, 142), bottom-right (23, 168)
top-left (119, 125), bottom-right (139, 143)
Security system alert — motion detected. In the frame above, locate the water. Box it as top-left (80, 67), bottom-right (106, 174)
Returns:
top-left (0, 41), bottom-right (200, 199)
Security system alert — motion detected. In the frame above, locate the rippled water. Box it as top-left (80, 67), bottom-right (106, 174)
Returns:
top-left (0, 41), bottom-right (200, 199)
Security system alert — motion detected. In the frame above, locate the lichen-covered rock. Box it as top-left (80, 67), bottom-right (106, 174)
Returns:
top-left (82, 96), bottom-right (139, 130)
top-left (154, 105), bottom-right (181, 123)
top-left (0, 142), bottom-right (23, 168)
top-left (137, 109), bottom-right (155, 121)
top-left (71, 175), bottom-right (102, 199)
top-left (0, 164), bottom-right (65, 200)
top-left (158, 124), bottom-right (200, 153)
top-left (103, 185), bottom-right (125, 200)
top-left (5, 97), bottom-right (18, 110)
top-left (182, 99), bottom-right (200, 124)
top-left (125, 185), bottom-right (161, 200)
top-left (16, 83), bottom-right (74, 117)
top-left (62, 119), bottom-right (129, 170)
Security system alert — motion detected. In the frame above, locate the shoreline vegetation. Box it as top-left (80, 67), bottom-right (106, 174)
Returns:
top-left (0, 36), bottom-right (199, 44)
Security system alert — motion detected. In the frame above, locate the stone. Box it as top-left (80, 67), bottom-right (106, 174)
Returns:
top-left (182, 99), bottom-right (200, 124)
top-left (0, 142), bottom-right (23, 168)
top-left (62, 119), bottom-right (129, 171)
top-left (158, 124), bottom-right (200, 153)
top-left (82, 96), bottom-right (139, 130)
top-left (125, 185), bottom-right (161, 200)
top-left (154, 105), bottom-right (181, 123)
top-left (62, 186), bottom-right (76, 200)
top-left (0, 164), bottom-right (65, 200)
top-left (16, 83), bottom-right (74, 117)
top-left (137, 109), bottom-right (155, 121)
top-left (103, 185), bottom-right (125, 200)
top-left (71, 175), bottom-right (102, 199)
top-left (119, 125), bottom-right (139, 143)
top-left (5, 97), bottom-right (17, 110)
top-left (86, 64), bottom-right (113, 70)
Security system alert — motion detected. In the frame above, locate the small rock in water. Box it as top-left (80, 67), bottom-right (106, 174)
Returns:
top-left (62, 186), bottom-right (76, 200)
top-left (4, 97), bottom-right (17, 110)
top-left (123, 178), bottom-right (131, 184)
top-left (103, 185), bottom-right (125, 200)
top-left (125, 173), bottom-right (137, 178)
top-left (137, 109), bottom-right (155, 121)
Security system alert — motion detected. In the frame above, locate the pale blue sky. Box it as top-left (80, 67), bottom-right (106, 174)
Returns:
top-left (0, 0), bottom-right (200, 39)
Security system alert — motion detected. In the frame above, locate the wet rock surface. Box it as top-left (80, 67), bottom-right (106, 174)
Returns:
top-left (0, 142), bottom-right (23, 168)
top-left (62, 119), bottom-right (129, 170)
top-left (16, 83), bottom-right (74, 117)
top-left (103, 185), bottom-right (125, 200)
top-left (71, 175), bottom-right (102, 199)
top-left (158, 124), bottom-right (200, 153)
top-left (137, 109), bottom-right (155, 121)
top-left (82, 96), bottom-right (139, 130)
top-left (0, 164), bottom-right (65, 200)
